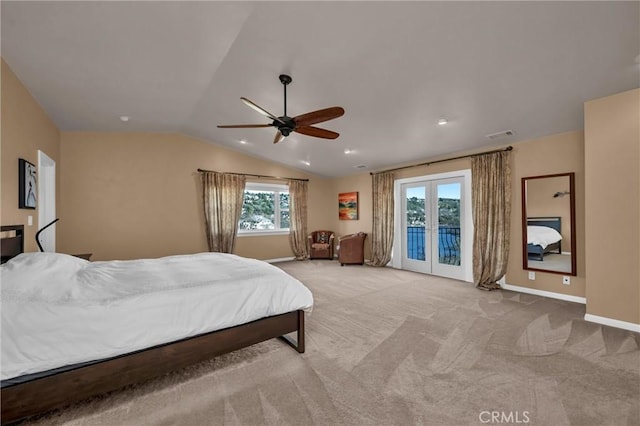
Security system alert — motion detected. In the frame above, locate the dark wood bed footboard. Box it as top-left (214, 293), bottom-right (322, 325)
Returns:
top-left (527, 241), bottom-right (561, 261)
top-left (1, 310), bottom-right (305, 425)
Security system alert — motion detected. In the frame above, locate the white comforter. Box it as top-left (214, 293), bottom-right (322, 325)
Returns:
top-left (527, 225), bottom-right (562, 249)
top-left (0, 252), bottom-right (313, 381)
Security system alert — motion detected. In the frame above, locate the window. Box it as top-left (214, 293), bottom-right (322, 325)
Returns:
top-left (238, 183), bottom-right (289, 235)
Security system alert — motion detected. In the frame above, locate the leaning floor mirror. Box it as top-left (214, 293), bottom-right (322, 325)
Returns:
top-left (522, 172), bottom-right (576, 276)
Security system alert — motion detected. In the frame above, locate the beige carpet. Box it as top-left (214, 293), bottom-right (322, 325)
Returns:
top-left (25, 260), bottom-right (640, 426)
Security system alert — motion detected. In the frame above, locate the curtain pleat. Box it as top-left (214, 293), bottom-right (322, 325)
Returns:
top-left (201, 171), bottom-right (246, 253)
top-left (288, 180), bottom-right (309, 260)
top-left (370, 172), bottom-right (395, 267)
top-left (471, 151), bottom-right (512, 290)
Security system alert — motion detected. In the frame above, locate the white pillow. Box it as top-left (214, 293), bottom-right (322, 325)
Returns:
top-left (1, 252), bottom-right (88, 302)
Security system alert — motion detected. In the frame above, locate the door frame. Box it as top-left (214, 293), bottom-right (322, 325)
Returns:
top-left (37, 150), bottom-right (56, 252)
top-left (392, 169), bottom-right (473, 282)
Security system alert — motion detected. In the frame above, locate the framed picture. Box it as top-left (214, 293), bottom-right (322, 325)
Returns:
top-left (339, 191), bottom-right (358, 220)
top-left (19, 158), bottom-right (37, 209)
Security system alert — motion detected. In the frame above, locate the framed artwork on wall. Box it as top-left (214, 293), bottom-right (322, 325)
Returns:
top-left (19, 158), bottom-right (37, 209)
top-left (339, 191), bottom-right (359, 220)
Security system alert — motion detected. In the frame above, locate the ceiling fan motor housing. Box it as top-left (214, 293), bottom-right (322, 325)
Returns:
top-left (274, 116), bottom-right (296, 136)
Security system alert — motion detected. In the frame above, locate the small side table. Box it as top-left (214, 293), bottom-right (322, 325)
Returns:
top-left (72, 253), bottom-right (93, 261)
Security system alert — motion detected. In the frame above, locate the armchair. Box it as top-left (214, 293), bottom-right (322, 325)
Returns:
top-left (308, 230), bottom-right (335, 260)
top-left (337, 232), bottom-right (367, 266)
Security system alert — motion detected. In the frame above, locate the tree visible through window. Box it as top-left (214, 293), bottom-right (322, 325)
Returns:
top-left (239, 183), bottom-right (289, 233)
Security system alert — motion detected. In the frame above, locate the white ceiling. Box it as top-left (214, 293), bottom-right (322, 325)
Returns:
top-left (2, 1), bottom-right (639, 177)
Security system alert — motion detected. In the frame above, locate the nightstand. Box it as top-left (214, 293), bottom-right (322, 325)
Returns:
top-left (72, 253), bottom-right (92, 261)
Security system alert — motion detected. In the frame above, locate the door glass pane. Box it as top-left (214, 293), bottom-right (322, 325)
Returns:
top-left (406, 187), bottom-right (426, 261)
top-left (437, 183), bottom-right (461, 265)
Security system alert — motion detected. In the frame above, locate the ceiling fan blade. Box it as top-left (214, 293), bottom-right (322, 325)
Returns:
top-left (293, 107), bottom-right (344, 127)
top-left (294, 126), bottom-right (339, 139)
top-left (241, 97), bottom-right (286, 125)
top-left (217, 124), bottom-right (273, 128)
top-left (273, 131), bottom-right (286, 144)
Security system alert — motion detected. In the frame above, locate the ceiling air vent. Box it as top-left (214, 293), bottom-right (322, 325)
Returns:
top-left (485, 130), bottom-right (514, 140)
top-left (354, 164), bottom-right (367, 169)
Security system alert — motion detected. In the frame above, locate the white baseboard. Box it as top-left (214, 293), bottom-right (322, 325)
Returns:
top-left (265, 257), bottom-right (295, 263)
top-left (500, 282), bottom-right (586, 304)
top-left (584, 314), bottom-right (640, 333)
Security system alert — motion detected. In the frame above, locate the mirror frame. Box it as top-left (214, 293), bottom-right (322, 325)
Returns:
top-left (521, 172), bottom-right (577, 276)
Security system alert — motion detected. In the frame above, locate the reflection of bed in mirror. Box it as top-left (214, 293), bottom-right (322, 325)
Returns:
top-left (527, 217), bottom-right (562, 261)
top-left (522, 172), bottom-right (576, 276)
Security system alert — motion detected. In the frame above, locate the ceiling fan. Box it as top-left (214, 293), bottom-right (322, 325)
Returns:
top-left (217, 74), bottom-right (345, 144)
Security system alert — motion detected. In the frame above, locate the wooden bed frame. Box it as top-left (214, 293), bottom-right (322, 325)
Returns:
top-left (0, 225), bottom-right (305, 424)
top-left (526, 217), bottom-right (562, 261)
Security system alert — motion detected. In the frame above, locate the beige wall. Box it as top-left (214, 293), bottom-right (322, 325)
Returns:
top-left (58, 132), bottom-right (333, 261)
top-left (506, 131), bottom-right (585, 297)
top-left (1, 59), bottom-right (60, 252)
top-left (584, 89), bottom-right (639, 325)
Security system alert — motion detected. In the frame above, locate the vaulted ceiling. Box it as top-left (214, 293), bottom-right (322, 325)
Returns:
top-left (2, 1), bottom-right (638, 177)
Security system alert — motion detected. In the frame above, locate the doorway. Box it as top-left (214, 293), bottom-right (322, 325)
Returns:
top-left (392, 170), bottom-right (472, 281)
top-left (37, 150), bottom-right (56, 252)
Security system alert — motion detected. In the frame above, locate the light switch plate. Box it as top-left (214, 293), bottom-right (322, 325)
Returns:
top-left (27, 215), bottom-right (33, 226)
top-left (528, 271), bottom-right (535, 280)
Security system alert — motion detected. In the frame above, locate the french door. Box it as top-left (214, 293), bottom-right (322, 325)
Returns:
top-left (395, 172), bottom-right (470, 281)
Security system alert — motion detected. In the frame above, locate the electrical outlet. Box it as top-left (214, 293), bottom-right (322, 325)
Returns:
top-left (562, 276), bottom-right (571, 285)
top-left (528, 271), bottom-right (535, 280)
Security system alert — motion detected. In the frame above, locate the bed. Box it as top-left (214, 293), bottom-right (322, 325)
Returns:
top-left (0, 224), bottom-right (312, 424)
top-left (526, 217), bottom-right (562, 261)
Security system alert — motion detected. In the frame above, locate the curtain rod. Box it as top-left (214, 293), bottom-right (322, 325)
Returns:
top-left (197, 168), bottom-right (309, 182)
top-left (370, 146), bottom-right (513, 175)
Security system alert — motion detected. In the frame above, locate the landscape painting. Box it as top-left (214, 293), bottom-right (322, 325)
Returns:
top-left (339, 192), bottom-right (358, 220)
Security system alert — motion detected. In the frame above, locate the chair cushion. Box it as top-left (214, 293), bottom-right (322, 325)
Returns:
top-left (312, 243), bottom-right (330, 250)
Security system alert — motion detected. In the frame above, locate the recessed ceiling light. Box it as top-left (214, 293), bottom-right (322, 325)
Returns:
top-left (119, 116), bottom-right (130, 122)
top-left (239, 139), bottom-right (247, 144)
top-left (344, 148), bottom-right (353, 154)
top-left (438, 118), bottom-right (448, 125)
top-left (301, 160), bottom-right (311, 166)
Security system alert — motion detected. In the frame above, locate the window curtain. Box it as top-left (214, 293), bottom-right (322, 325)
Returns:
top-left (370, 171), bottom-right (395, 267)
top-left (471, 150), bottom-right (512, 290)
top-left (288, 180), bottom-right (309, 260)
top-left (201, 171), bottom-right (246, 253)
